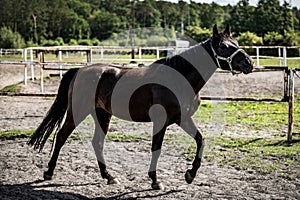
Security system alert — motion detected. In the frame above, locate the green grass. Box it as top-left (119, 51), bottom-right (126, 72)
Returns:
top-left (194, 97), bottom-right (300, 133)
top-left (106, 132), bottom-right (148, 142)
top-left (205, 136), bottom-right (300, 179)
top-left (255, 57), bottom-right (300, 68)
top-left (0, 82), bottom-right (21, 93)
top-left (0, 130), bottom-right (35, 140)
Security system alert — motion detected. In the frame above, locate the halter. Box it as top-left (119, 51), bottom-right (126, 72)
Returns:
top-left (209, 38), bottom-right (245, 75)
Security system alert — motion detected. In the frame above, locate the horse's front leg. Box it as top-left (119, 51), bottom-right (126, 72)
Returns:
top-left (148, 124), bottom-right (167, 190)
top-left (177, 117), bottom-right (204, 184)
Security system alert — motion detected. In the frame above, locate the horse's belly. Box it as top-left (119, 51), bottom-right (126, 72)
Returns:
top-left (112, 97), bottom-right (152, 122)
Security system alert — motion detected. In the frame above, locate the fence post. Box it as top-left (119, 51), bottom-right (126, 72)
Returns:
top-left (283, 47), bottom-right (287, 67)
top-left (58, 48), bottom-right (62, 79)
top-left (30, 49), bottom-right (34, 81)
top-left (90, 48), bottom-right (93, 64)
top-left (100, 47), bottom-right (104, 61)
top-left (287, 69), bottom-right (294, 143)
top-left (23, 49), bottom-right (28, 85)
top-left (39, 51), bottom-right (44, 93)
top-left (139, 47), bottom-right (142, 60)
top-left (278, 47), bottom-right (281, 66)
top-left (87, 49), bottom-right (92, 64)
top-left (156, 48), bottom-right (159, 59)
top-left (283, 68), bottom-right (289, 101)
top-left (256, 47), bottom-right (260, 66)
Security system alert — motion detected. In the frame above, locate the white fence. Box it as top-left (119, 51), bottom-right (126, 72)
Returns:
top-left (1, 45), bottom-right (300, 91)
top-left (0, 48), bottom-right (23, 56)
top-left (241, 45), bottom-right (300, 67)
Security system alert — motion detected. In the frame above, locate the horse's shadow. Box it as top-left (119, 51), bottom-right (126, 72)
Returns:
top-left (0, 180), bottom-right (182, 200)
top-left (94, 188), bottom-right (183, 200)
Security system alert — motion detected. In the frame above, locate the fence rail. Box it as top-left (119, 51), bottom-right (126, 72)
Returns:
top-left (0, 48), bottom-right (23, 56)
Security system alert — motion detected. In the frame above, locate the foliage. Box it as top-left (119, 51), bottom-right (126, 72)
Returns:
top-left (55, 37), bottom-right (65, 46)
top-left (263, 31), bottom-right (297, 46)
top-left (88, 10), bottom-right (124, 41)
top-left (26, 40), bottom-right (39, 47)
top-left (237, 31), bottom-right (263, 46)
top-left (91, 38), bottom-right (101, 46)
top-left (40, 39), bottom-right (61, 46)
top-left (226, 0), bottom-right (254, 35)
top-left (0, 27), bottom-right (25, 48)
top-left (68, 39), bottom-right (78, 45)
top-left (263, 32), bottom-right (283, 46)
top-left (78, 39), bottom-right (93, 46)
top-left (295, 32), bottom-right (300, 46)
top-left (146, 36), bottom-right (168, 46)
top-left (186, 26), bottom-right (212, 42)
top-left (281, 30), bottom-right (298, 46)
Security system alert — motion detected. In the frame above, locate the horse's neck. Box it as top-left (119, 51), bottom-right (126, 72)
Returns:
top-left (174, 40), bottom-right (218, 93)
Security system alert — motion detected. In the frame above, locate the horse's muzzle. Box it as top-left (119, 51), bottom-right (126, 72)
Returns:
top-left (242, 57), bottom-right (254, 74)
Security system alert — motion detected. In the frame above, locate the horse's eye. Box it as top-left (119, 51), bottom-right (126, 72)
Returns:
top-left (220, 43), bottom-right (227, 49)
top-left (218, 41), bottom-right (222, 47)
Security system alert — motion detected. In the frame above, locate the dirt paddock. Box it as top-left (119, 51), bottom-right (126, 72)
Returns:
top-left (0, 64), bottom-right (300, 199)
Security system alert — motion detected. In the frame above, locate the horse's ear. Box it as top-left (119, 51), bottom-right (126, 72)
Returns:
top-left (224, 24), bottom-right (231, 36)
top-left (213, 24), bottom-right (219, 38)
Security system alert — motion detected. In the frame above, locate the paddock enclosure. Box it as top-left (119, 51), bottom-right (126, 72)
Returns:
top-left (1, 45), bottom-right (299, 141)
top-left (0, 45), bottom-right (300, 199)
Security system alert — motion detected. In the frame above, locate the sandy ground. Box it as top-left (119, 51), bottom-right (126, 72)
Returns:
top-left (0, 64), bottom-right (300, 199)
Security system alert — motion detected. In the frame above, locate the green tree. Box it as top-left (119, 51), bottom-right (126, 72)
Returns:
top-left (279, 1), bottom-right (295, 33)
top-left (185, 26), bottom-right (212, 42)
top-left (0, 26), bottom-right (25, 48)
top-left (198, 3), bottom-right (226, 29)
top-left (253, 0), bottom-right (281, 36)
top-left (227, 0), bottom-right (255, 35)
top-left (156, 1), bottom-right (180, 29)
top-left (292, 7), bottom-right (300, 31)
top-left (135, 0), bottom-right (161, 28)
top-left (236, 31), bottom-right (263, 46)
top-left (89, 10), bottom-right (124, 40)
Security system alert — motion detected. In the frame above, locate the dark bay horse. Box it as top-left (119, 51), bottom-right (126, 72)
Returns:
top-left (28, 25), bottom-right (253, 190)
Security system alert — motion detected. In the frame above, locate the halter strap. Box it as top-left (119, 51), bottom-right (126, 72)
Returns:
top-left (209, 39), bottom-right (244, 75)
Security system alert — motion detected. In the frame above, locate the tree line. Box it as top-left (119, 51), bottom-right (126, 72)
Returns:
top-left (0, 0), bottom-right (300, 48)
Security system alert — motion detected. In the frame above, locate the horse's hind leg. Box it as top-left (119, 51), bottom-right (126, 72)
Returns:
top-left (44, 111), bottom-right (76, 180)
top-left (148, 123), bottom-right (167, 190)
top-left (177, 117), bottom-right (204, 184)
top-left (92, 108), bottom-right (118, 185)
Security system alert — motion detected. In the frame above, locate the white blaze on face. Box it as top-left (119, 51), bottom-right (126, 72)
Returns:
top-left (223, 40), bottom-right (238, 48)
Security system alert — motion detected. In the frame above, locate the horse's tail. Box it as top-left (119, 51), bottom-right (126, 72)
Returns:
top-left (28, 68), bottom-right (79, 151)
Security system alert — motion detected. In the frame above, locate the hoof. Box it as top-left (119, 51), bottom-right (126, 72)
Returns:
top-left (107, 178), bottom-right (120, 185)
top-left (151, 182), bottom-right (164, 190)
top-left (185, 170), bottom-right (194, 184)
top-left (43, 172), bottom-right (53, 180)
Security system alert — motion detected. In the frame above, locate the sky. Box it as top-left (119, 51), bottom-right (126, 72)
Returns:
top-left (168, 0), bottom-right (300, 8)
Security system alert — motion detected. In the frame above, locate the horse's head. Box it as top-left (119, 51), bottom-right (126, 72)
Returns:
top-left (210, 24), bottom-right (254, 74)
